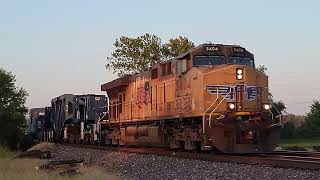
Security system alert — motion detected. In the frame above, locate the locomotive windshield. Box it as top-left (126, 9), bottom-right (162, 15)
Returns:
top-left (194, 56), bottom-right (225, 66)
top-left (228, 57), bottom-right (254, 68)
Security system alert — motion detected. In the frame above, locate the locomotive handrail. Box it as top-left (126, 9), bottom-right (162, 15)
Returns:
top-left (202, 89), bottom-right (219, 134)
top-left (269, 109), bottom-right (274, 121)
top-left (208, 82), bottom-right (241, 127)
top-left (208, 89), bottom-right (220, 121)
top-left (201, 83), bottom-right (236, 148)
top-left (270, 101), bottom-right (283, 124)
top-left (208, 87), bottom-right (234, 127)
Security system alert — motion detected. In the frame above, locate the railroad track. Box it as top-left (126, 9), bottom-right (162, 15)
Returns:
top-left (62, 143), bottom-right (320, 170)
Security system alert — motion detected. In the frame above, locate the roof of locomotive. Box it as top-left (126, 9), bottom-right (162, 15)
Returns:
top-left (51, 94), bottom-right (106, 103)
top-left (175, 43), bottom-right (252, 59)
top-left (101, 44), bottom-right (252, 91)
top-left (101, 75), bottom-right (130, 91)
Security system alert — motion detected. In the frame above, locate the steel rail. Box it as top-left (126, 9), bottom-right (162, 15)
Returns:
top-left (60, 143), bottom-right (320, 170)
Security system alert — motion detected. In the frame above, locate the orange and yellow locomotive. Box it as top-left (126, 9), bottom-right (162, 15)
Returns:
top-left (100, 44), bottom-right (280, 153)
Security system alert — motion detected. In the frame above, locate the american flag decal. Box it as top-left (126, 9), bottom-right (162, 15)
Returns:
top-left (206, 85), bottom-right (235, 101)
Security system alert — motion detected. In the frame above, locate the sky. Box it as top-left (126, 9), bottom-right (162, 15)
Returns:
top-left (0, 0), bottom-right (319, 115)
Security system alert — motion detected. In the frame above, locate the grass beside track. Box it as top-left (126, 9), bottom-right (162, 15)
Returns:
top-left (279, 137), bottom-right (320, 150)
top-left (0, 158), bottom-right (120, 180)
top-left (0, 159), bottom-right (120, 180)
top-left (0, 144), bottom-right (120, 180)
top-left (0, 146), bottom-right (15, 158)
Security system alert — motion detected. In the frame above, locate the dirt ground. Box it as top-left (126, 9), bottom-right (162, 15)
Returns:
top-left (0, 143), bottom-right (120, 180)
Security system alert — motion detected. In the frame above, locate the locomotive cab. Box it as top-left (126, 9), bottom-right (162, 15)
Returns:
top-left (174, 44), bottom-right (280, 153)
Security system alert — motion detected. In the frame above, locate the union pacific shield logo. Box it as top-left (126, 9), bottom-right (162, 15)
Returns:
top-left (246, 86), bottom-right (258, 101)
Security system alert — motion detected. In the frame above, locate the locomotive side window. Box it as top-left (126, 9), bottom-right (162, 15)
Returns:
top-left (194, 56), bottom-right (225, 66)
top-left (161, 62), bottom-right (172, 76)
top-left (167, 62), bottom-right (172, 75)
top-left (144, 81), bottom-right (150, 91)
top-left (228, 57), bottom-right (254, 68)
top-left (151, 68), bottom-right (158, 79)
top-left (182, 60), bottom-right (187, 72)
top-left (176, 61), bottom-right (182, 75)
top-left (176, 60), bottom-right (187, 75)
top-left (161, 64), bottom-right (166, 76)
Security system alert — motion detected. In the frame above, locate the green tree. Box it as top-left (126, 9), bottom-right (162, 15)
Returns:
top-left (282, 114), bottom-right (305, 127)
top-left (106, 33), bottom-right (163, 76)
top-left (271, 100), bottom-right (286, 117)
top-left (0, 68), bottom-right (28, 149)
top-left (281, 122), bottom-right (296, 138)
top-left (256, 65), bottom-right (268, 74)
top-left (106, 33), bottom-right (194, 76)
top-left (162, 36), bottom-right (195, 59)
top-left (297, 100), bottom-right (320, 137)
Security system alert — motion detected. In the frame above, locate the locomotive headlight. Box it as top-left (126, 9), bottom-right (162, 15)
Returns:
top-left (264, 104), bottom-right (270, 110)
top-left (236, 68), bottom-right (243, 80)
top-left (228, 103), bottom-right (235, 110)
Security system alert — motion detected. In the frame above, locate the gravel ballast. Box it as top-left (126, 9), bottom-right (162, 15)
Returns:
top-left (44, 144), bottom-right (320, 180)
